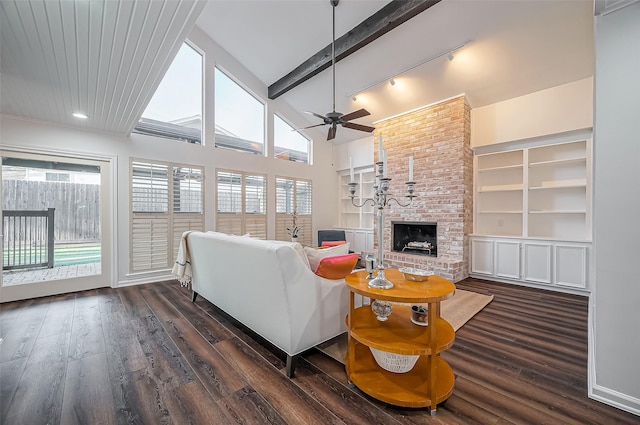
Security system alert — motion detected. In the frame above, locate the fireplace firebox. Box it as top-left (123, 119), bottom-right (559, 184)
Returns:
top-left (392, 222), bottom-right (437, 257)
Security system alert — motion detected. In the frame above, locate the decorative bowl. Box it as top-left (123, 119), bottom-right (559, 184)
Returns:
top-left (370, 347), bottom-right (419, 373)
top-left (410, 305), bottom-right (428, 326)
top-left (399, 267), bottom-right (434, 282)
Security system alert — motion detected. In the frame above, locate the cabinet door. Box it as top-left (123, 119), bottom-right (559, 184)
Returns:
top-left (555, 244), bottom-right (588, 288)
top-left (353, 230), bottom-right (367, 253)
top-left (523, 242), bottom-right (552, 284)
top-left (365, 230), bottom-right (374, 251)
top-left (344, 230), bottom-right (355, 248)
top-left (495, 240), bottom-right (521, 279)
top-left (471, 238), bottom-right (494, 275)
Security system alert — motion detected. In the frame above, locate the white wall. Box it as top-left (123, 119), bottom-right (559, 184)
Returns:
top-left (333, 135), bottom-right (375, 172)
top-left (0, 25), bottom-right (339, 287)
top-left (591, 2), bottom-right (640, 414)
top-left (471, 77), bottom-right (593, 147)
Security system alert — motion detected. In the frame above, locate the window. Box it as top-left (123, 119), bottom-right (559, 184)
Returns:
top-left (216, 170), bottom-right (267, 238)
top-left (130, 160), bottom-right (204, 273)
top-left (276, 177), bottom-right (312, 246)
top-left (134, 42), bottom-right (203, 144)
top-left (274, 114), bottom-right (311, 164)
top-left (214, 67), bottom-right (265, 155)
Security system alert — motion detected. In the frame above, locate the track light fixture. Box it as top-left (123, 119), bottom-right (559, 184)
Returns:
top-left (346, 40), bottom-right (472, 100)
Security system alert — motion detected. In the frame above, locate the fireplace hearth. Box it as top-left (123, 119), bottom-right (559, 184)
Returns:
top-left (392, 222), bottom-right (437, 257)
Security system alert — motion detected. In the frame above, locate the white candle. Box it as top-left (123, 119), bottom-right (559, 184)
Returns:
top-left (383, 150), bottom-right (388, 178)
top-left (378, 135), bottom-right (383, 162)
top-left (349, 157), bottom-right (354, 183)
top-left (409, 156), bottom-right (414, 181)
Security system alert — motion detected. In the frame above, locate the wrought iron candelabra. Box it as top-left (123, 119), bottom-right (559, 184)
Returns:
top-left (348, 159), bottom-right (416, 289)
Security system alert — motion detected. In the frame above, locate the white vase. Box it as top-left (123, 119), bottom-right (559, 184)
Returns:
top-left (291, 236), bottom-right (298, 243)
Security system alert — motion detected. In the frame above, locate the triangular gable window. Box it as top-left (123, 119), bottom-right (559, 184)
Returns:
top-left (133, 42), bottom-right (203, 144)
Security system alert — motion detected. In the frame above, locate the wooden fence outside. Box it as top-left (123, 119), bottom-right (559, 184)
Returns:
top-left (2, 180), bottom-right (100, 242)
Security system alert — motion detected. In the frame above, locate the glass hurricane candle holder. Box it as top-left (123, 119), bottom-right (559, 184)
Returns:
top-left (371, 299), bottom-right (392, 321)
top-left (365, 254), bottom-right (376, 279)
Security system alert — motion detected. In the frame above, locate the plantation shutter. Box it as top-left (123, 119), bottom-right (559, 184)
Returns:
top-left (216, 170), bottom-right (243, 235)
top-left (171, 166), bottom-right (204, 260)
top-left (131, 160), bottom-right (204, 273)
top-left (216, 170), bottom-right (266, 238)
top-left (245, 174), bottom-right (267, 239)
top-left (131, 161), bottom-right (170, 272)
top-left (276, 177), bottom-right (312, 246)
top-left (296, 179), bottom-right (312, 246)
top-left (276, 177), bottom-right (293, 241)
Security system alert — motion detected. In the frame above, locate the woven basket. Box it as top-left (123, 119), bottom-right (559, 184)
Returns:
top-left (369, 347), bottom-right (419, 373)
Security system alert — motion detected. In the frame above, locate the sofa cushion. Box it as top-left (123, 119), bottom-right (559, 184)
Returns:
top-left (304, 243), bottom-right (350, 271)
top-left (321, 240), bottom-right (346, 247)
top-left (314, 253), bottom-right (360, 279)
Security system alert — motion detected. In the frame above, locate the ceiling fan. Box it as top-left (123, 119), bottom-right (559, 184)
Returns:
top-left (297, 0), bottom-right (375, 141)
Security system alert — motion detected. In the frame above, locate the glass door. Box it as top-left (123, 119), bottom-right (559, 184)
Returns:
top-left (0, 151), bottom-right (112, 302)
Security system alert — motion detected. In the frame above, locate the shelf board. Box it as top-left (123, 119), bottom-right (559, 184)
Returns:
top-left (347, 343), bottom-right (455, 408)
top-left (478, 184), bottom-right (523, 193)
top-left (529, 182), bottom-right (586, 190)
top-left (477, 164), bottom-right (523, 172)
top-left (349, 305), bottom-right (455, 355)
top-left (529, 157), bottom-right (586, 167)
top-left (529, 210), bottom-right (586, 214)
top-left (478, 210), bottom-right (523, 214)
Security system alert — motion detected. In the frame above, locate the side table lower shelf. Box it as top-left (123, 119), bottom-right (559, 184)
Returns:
top-left (346, 342), bottom-right (455, 408)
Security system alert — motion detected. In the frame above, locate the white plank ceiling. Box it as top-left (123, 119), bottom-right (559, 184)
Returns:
top-left (0, 0), bottom-right (206, 135)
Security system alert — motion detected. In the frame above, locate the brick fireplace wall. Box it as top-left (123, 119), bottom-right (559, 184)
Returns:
top-left (374, 96), bottom-right (472, 282)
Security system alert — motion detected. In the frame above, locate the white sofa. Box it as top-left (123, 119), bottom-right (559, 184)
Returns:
top-left (185, 231), bottom-right (350, 377)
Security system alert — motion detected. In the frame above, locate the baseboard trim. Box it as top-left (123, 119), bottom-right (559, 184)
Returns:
top-left (590, 384), bottom-right (640, 417)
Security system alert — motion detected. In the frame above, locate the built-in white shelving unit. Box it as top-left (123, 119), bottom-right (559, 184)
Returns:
top-left (470, 136), bottom-right (592, 294)
top-left (339, 169), bottom-right (375, 229)
top-left (475, 149), bottom-right (524, 237)
top-left (338, 169), bottom-right (375, 253)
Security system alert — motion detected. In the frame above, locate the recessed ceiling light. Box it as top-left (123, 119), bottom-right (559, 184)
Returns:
top-left (72, 112), bottom-right (88, 119)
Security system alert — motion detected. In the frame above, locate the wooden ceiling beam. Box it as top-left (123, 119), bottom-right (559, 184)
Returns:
top-left (267, 0), bottom-right (441, 100)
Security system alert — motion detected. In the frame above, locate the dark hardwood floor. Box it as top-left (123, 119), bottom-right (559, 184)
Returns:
top-left (1, 278), bottom-right (638, 425)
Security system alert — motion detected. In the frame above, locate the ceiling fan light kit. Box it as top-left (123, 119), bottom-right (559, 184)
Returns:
top-left (297, 0), bottom-right (375, 141)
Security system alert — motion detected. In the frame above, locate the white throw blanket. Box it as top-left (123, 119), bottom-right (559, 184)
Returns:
top-left (172, 231), bottom-right (193, 287)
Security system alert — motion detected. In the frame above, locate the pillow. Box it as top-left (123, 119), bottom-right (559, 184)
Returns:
top-left (304, 243), bottom-right (350, 271)
top-left (314, 253), bottom-right (360, 279)
top-left (290, 242), bottom-right (311, 269)
top-left (321, 240), bottom-right (346, 247)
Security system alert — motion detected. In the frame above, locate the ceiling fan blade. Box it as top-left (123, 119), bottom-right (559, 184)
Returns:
top-left (327, 125), bottom-right (337, 141)
top-left (341, 108), bottom-right (370, 122)
top-left (305, 111), bottom-right (328, 121)
top-left (342, 122), bottom-right (375, 133)
top-left (292, 123), bottom-right (327, 132)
